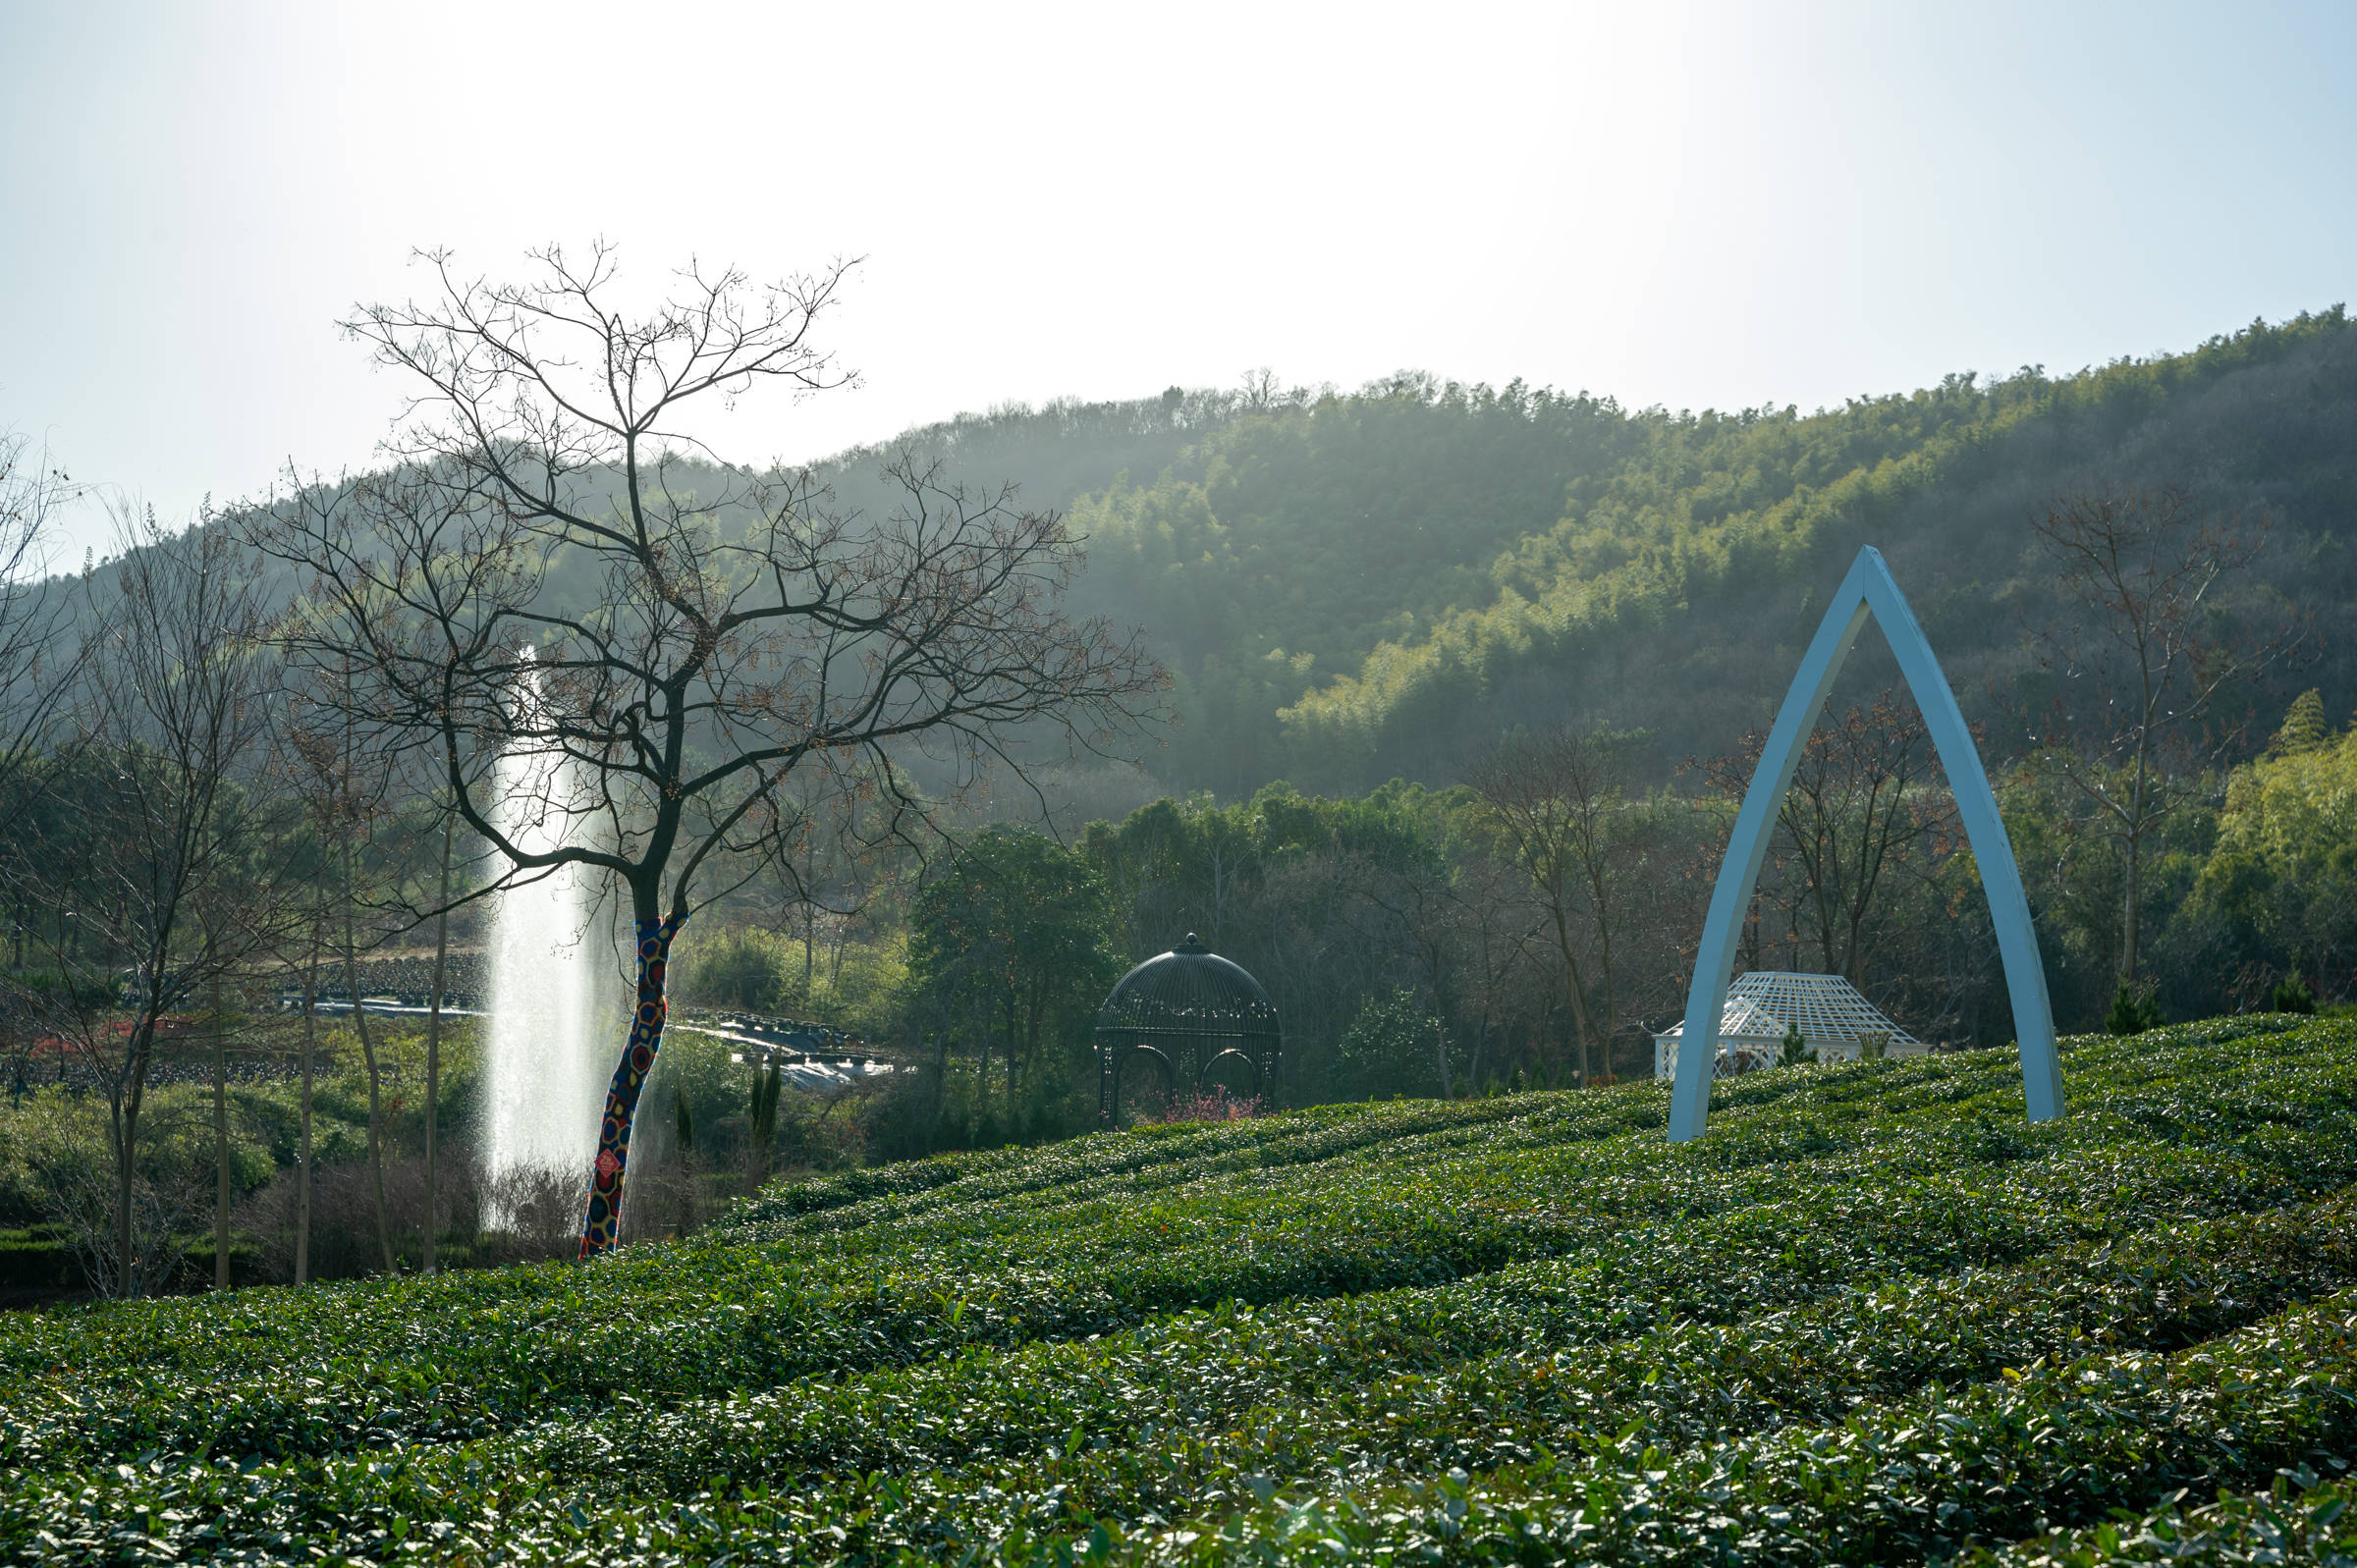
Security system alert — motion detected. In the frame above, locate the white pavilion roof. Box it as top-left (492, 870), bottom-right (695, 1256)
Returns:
top-left (1653, 971), bottom-right (1919, 1048)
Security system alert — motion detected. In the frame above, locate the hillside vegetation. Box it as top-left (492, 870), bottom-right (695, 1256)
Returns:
top-left (7, 1014), bottom-right (2357, 1563)
top-left (1058, 311), bottom-right (2357, 790)
top-left (198, 308), bottom-right (2357, 802)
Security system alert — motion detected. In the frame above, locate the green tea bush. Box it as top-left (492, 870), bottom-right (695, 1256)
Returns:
top-left (5, 1015), bottom-right (2357, 1564)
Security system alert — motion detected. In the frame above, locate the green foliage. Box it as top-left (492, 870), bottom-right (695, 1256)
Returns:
top-left (641, 1027), bottom-right (752, 1147)
top-left (1057, 311), bottom-right (2357, 793)
top-left (5, 1016), bottom-right (2357, 1562)
top-left (2274, 685), bottom-right (2329, 754)
top-left (2274, 970), bottom-right (2320, 1015)
top-left (1079, 779), bottom-right (1472, 1093)
top-left (1333, 989), bottom-right (1451, 1100)
top-left (910, 827), bottom-right (1120, 1103)
top-left (674, 925), bottom-right (800, 1014)
top-left (744, 1061), bottom-right (784, 1193)
top-left (2191, 709), bottom-right (2357, 1000)
top-left (1777, 1020), bottom-right (1813, 1066)
top-left (2107, 980), bottom-right (2167, 1036)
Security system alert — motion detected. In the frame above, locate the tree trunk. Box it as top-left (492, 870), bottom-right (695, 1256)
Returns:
top-left (1434, 1016), bottom-right (1452, 1100)
top-left (2120, 832), bottom-right (2143, 984)
top-left (113, 1103), bottom-right (136, 1296)
top-left (928, 1016), bottom-right (952, 1134)
top-left (1550, 903), bottom-right (1595, 1090)
top-left (578, 909), bottom-right (688, 1257)
top-left (340, 844), bottom-right (394, 1273)
top-left (298, 928), bottom-right (317, 1286)
top-left (424, 813), bottom-right (452, 1274)
top-left (212, 980), bottom-right (229, 1291)
top-left (114, 1021), bottom-right (153, 1295)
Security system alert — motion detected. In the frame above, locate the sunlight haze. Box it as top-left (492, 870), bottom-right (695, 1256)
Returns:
top-left (3, 0), bottom-right (2352, 547)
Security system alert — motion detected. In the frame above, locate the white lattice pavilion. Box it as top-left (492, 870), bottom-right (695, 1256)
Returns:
top-left (1652, 971), bottom-right (1927, 1081)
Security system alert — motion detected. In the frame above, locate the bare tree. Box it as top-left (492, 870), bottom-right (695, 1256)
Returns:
top-left (2028, 485), bottom-right (2297, 983)
top-left (0, 431), bottom-right (83, 801)
top-left (0, 431), bottom-right (82, 1108)
top-left (10, 507), bottom-right (296, 1295)
top-left (1436, 848), bottom-right (1550, 1092)
top-left (262, 244), bottom-right (1163, 1252)
top-left (278, 679), bottom-right (402, 1273)
top-left (1470, 726), bottom-right (1642, 1089)
top-left (1705, 691), bottom-right (1957, 990)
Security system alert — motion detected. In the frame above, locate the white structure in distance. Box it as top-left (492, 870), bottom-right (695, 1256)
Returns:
top-left (1668, 545), bottom-right (2063, 1142)
top-left (1652, 970), bottom-right (1928, 1080)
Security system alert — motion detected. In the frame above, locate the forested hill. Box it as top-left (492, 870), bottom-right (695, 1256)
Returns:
top-left (1040, 310), bottom-right (2357, 794)
top-left (190, 307), bottom-right (2357, 801)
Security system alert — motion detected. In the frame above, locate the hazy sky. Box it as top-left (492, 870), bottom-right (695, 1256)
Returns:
top-left (3, 1), bottom-right (2352, 554)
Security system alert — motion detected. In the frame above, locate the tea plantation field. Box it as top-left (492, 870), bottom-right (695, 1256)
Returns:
top-left (8, 1016), bottom-right (2357, 1564)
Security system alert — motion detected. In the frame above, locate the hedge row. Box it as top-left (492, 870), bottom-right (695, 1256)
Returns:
top-left (4, 1015), bottom-right (2356, 1564)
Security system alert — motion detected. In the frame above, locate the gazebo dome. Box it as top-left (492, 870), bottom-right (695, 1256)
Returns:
top-left (1095, 934), bottom-right (1282, 1126)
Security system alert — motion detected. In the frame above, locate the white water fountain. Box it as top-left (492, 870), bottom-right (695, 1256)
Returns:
top-left (482, 661), bottom-right (604, 1217)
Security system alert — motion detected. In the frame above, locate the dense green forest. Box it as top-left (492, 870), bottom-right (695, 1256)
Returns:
top-left (801, 310), bottom-right (2357, 797)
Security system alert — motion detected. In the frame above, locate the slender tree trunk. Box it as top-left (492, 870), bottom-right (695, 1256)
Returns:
top-left (1434, 1016), bottom-right (1452, 1099)
top-left (424, 813), bottom-right (452, 1274)
top-left (2120, 742), bottom-right (2151, 983)
top-left (113, 1102), bottom-right (135, 1296)
top-left (1549, 901), bottom-right (1595, 1089)
top-left (1585, 880), bottom-right (1618, 1084)
top-left (340, 843), bottom-right (394, 1273)
top-left (213, 975), bottom-right (230, 1291)
top-left (2121, 828), bottom-right (2143, 984)
top-left (578, 908), bottom-right (687, 1257)
top-left (298, 924), bottom-right (317, 1285)
top-left (928, 1014), bottom-right (952, 1135)
top-left (2120, 665), bottom-right (2158, 985)
top-left (115, 1023), bottom-right (152, 1295)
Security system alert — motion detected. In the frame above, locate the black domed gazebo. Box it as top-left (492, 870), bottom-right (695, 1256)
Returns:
top-left (1096, 934), bottom-right (1283, 1127)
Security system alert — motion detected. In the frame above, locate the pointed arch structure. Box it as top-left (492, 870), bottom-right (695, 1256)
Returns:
top-left (1668, 546), bottom-right (2062, 1142)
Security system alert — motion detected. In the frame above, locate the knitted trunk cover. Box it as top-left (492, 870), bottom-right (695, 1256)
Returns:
top-left (578, 911), bottom-right (687, 1257)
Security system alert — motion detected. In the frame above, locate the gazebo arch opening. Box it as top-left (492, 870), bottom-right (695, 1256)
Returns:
top-left (1095, 934), bottom-right (1282, 1128)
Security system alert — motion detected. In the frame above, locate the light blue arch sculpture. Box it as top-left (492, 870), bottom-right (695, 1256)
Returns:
top-left (1668, 545), bottom-right (2062, 1142)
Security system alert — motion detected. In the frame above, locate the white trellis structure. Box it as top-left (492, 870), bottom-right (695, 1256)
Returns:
top-left (1653, 970), bottom-right (1928, 1081)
